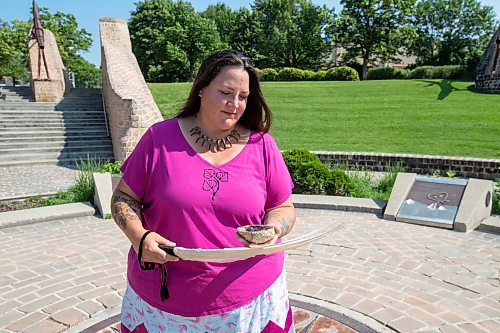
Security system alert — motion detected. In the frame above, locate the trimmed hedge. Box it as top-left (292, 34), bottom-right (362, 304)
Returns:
top-left (276, 67), bottom-right (307, 81)
top-left (258, 68), bottom-right (279, 81)
top-left (258, 66), bottom-right (359, 82)
top-left (409, 65), bottom-right (465, 79)
top-left (257, 65), bottom-right (465, 82)
top-left (282, 149), bottom-right (353, 196)
top-left (325, 66), bottom-right (360, 81)
top-left (367, 67), bottom-right (409, 80)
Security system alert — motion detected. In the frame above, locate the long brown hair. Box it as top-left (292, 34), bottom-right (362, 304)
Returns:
top-left (176, 50), bottom-right (272, 133)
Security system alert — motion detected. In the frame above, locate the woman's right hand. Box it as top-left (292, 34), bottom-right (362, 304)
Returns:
top-left (137, 232), bottom-right (179, 263)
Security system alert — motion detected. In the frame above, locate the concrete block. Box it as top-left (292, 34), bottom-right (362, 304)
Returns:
top-left (476, 215), bottom-right (500, 234)
top-left (292, 194), bottom-right (386, 214)
top-left (0, 202), bottom-right (95, 229)
top-left (93, 172), bottom-right (113, 219)
top-left (383, 173), bottom-right (416, 220)
top-left (454, 178), bottom-right (494, 232)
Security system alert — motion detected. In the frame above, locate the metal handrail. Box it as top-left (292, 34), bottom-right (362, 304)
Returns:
top-left (100, 88), bottom-right (110, 137)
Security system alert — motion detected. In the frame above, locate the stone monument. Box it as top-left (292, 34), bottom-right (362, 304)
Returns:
top-left (27, 0), bottom-right (70, 101)
top-left (475, 26), bottom-right (500, 93)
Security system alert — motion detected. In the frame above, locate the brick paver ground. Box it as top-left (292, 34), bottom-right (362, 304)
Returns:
top-left (0, 209), bottom-right (498, 332)
top-left (0, 165), bottom-right (79, 200)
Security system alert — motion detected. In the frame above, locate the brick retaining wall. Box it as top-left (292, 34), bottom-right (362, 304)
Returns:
top-left (313, 151), bottom-right (500, 180)
top-left (99, 17), bottom-right (163, 161)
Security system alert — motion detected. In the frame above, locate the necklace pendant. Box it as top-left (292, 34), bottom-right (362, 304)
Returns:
top-left (189, 125), bottom-right (240, 152)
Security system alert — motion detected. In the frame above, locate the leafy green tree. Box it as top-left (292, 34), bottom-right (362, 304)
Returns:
top-left (37, 7), bottom-right (100, 87)
top-left (410, 0), bottom-right (496, 67)
top-left (229, 7), bottom-right (261, 61)
top-left (71, 55), bottom-right (101, 88)
top-left (129, 0), bottom-right (224, 82)
top-left (252, 0), bottom-right (333, 70)
top-left (333, 0), bottom-right (416, 80)
top-left (0, 19), bottom-right (31, 83)
top-left (0, 7), bottom-right (100, 88)
top-left (201, 3), bottom-right (236, 47)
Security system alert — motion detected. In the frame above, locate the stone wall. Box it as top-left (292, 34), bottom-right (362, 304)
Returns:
top-left (99, 17), bottom-right (163, 161)
top-left (314, 151), bottom-right (500, 180)
top-left (28, 29), bottom-right (69, 102)
top-left (475, 74), bottom-right (500, 94)
top-left (475, 26), bottom-right (500, 93)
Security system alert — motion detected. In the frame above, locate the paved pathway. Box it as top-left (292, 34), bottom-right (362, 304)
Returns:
top-left (0, 165), bottom-right (79, 201)
top-left (0, 210), bottom-right (499, 333)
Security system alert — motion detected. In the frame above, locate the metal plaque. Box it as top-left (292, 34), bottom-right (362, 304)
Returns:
top-left (396, 176), bottom-right (467, 228)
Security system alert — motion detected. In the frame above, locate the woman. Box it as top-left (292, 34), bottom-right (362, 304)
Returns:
top-left (112, 50), bottom-right (296, 333)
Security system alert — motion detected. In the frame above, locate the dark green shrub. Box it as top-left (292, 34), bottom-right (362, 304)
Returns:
top-left (325, 66), bottom-right (359, 81)
top-left (259, 68), bottom-right (279, 81)
top-left (282, 149), bottom-right (353, 196)
top-left (409, 66), bottom-right (434, 79)
top-left (312, 70), bottom-right (327, 81)
top-left (282, 149), bottom-right (321, 174)
top-left (276, 67), bottom-right (306, 81)
top-left (367, 67), bottom-right (409, 80)
top-left (302, 70), bottom-right (317, 81)
top-left (292, 161), bottom-right (332, 195)
top-left (327, 169), bottom-right (354, 196)
top-left (431, 65), bottom-right (465, 79)
top-left (493, 179), bottom-right (499, 215)
top-left (283, 149), bottom-right (327, 194)
top-left (409, 65), bottom-right (465, 79)
top-left (96, 161), bottom-right (123, 175)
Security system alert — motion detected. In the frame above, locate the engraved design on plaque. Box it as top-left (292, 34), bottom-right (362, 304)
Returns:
top-left (397, 177), bottom-right (467, 227)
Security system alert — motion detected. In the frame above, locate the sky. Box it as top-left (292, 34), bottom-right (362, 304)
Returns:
top-left (2, 0), bottom-right (499, 66)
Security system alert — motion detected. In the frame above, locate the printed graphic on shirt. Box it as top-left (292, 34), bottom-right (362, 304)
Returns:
top-left (202, 169), bottom-right (229, 200)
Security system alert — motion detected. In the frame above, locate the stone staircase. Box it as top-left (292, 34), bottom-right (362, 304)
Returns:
top-left (0, 87), bottom-right (114, 166)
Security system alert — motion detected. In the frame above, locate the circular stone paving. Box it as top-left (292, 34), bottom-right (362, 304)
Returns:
top-left (87, 299), bottom-right (379, 333)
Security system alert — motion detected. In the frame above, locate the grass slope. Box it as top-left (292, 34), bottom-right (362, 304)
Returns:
top-left (148, 80), bottom-right (499, 158)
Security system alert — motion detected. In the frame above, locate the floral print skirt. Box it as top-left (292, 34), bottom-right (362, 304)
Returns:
top-left (121, 269), bottom-right (295, 333)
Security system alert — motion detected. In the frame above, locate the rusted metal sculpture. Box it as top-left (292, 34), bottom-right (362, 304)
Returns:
top-left (29, 0), bottom-right (50, 81)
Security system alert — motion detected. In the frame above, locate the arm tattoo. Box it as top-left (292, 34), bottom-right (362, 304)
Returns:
top-left (265, 210), bottom-right (295, 237)
top-left (111, 191), bottom-right (142, 230)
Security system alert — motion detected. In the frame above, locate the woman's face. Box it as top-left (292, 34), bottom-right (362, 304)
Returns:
top-left (198, 65), bottom-right (250, 135)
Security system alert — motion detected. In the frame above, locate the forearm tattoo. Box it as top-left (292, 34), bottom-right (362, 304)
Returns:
top-left (111, 191), bottom-right (142, 230)
top-left (265, 210), bottom-right (295, 237)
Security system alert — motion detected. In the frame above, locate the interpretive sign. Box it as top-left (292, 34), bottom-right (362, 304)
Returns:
top-left (384, 173), bottom-right (493, 232)
top-left (396, 177), bottom-right (467, 228)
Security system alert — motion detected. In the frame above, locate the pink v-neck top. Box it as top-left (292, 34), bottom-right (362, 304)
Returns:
top-left (121, 118), bottom-right (293, 316)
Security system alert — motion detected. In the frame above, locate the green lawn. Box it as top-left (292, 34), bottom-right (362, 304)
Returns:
top-left (148, 80), bottom-right (500, 158)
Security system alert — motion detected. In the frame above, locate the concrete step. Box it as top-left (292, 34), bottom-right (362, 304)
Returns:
top-left (0, 121), bottom-right (107, 128)
top-left (0, 115), bottom-right (106, 122)
top-left (0, 139), bottom-right (112, 149)
top-left (67, 88), bottom-right (101, 95)
top-left (0, 101), bottom-right (103, 106)
top-left (0, 89), bottom-right (32, 97)
top-left (0, 158), bottom-right (112, 167)
top-left (0, 126), bottom-right (107, 133)
top-left (0, 135), bottom-right (110, 143)
top-left (0, 130), bottom-right (109, 138)
top-left (0, 96), bottom-right (34, 101)
top-left (0, 104), bottom-right (104, 111)
top-left (0, 151), bottom-right (115, 163)
top-left (0, 145), bottom-right (114, 156)
top-left (0, 88), bottom-right (101, 97)
top-left (0, 110), bottom-right (105, 116)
